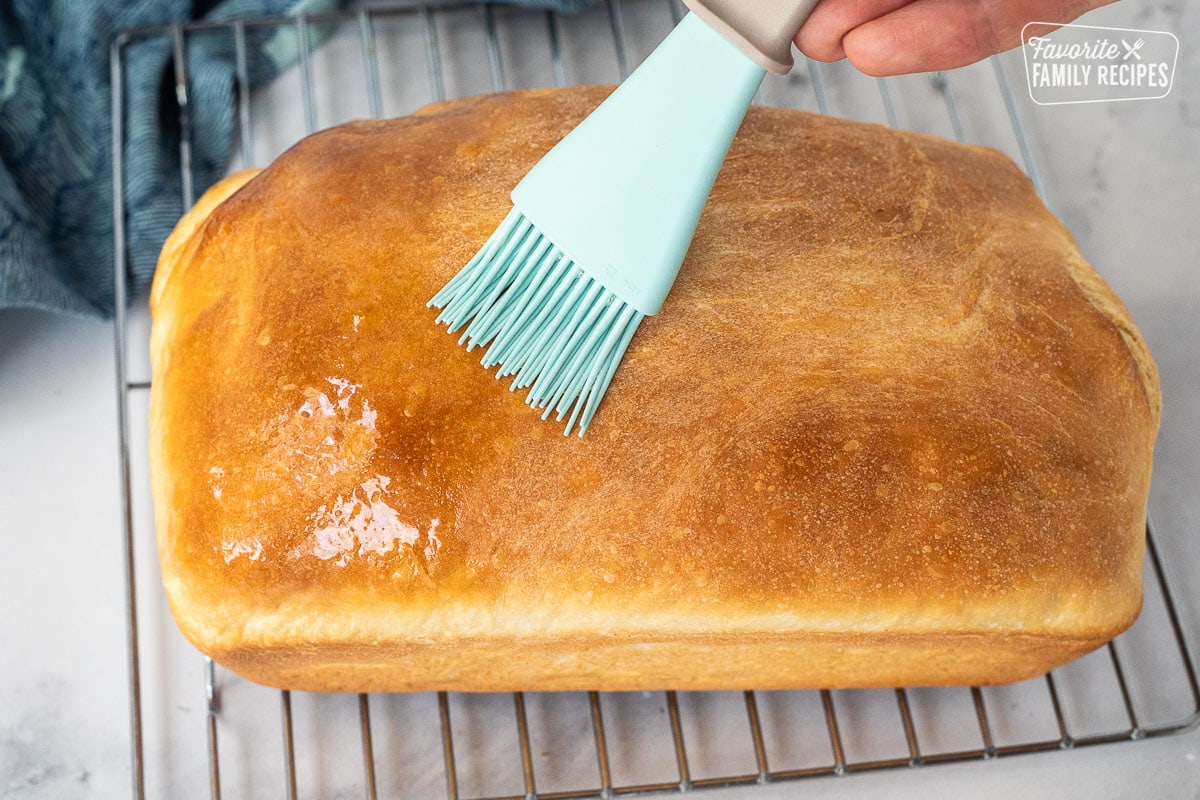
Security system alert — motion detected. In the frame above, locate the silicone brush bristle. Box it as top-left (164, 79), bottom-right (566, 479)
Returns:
top-left (429, 209), bottom-right (644, 437)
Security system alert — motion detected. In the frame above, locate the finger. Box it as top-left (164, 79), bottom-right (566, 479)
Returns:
top-left (795, 0), bottom-right (915, 63)
top-left (840, 0), bottom-right (1115, 76)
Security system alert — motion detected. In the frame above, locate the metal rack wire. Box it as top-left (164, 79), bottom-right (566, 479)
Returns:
top-left (110, 2), bottom-right (1200, 798)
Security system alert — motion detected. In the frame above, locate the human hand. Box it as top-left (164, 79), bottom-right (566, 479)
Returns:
top-left (795, 0), bottom-right (1117, 76)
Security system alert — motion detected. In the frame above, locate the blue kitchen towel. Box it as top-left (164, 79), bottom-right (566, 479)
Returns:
top-left (0, 0), bottom-right (597, 319)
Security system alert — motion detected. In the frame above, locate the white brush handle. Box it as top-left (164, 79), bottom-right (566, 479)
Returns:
top-left (682, 0), bottom-right (819, 74)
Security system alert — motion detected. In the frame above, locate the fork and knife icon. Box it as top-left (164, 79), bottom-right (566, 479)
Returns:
top-left (1121, 38), bottom-right (1146, 60)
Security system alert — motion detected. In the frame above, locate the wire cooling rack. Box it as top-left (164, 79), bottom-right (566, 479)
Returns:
top-left (110, 2), bottom-right (1200, 798)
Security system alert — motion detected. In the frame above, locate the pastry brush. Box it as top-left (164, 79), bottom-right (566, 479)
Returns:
top-left (429, 0), bottom-right (818, 436)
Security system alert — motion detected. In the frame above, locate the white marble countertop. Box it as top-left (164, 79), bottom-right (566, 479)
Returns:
top-left (2, 1), bottom-right (1198, 798)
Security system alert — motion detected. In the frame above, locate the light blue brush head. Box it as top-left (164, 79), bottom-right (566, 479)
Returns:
top-left (429, 208), bottom-right (644, 437)
top-left (429, 13), bottom-right (765, 436)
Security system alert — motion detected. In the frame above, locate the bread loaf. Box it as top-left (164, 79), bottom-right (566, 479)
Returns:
top-left (149, 86), bottom-right (1159, 692)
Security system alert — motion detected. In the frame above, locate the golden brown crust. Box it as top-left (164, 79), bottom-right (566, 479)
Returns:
top-left (151, 169), bottom-right (263, 316)
top-left (150, 87), bottom-right (1159, 692)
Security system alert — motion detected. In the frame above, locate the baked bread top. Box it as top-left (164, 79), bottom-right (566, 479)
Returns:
top-left (150, 87), bottom-right (1159, 672)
